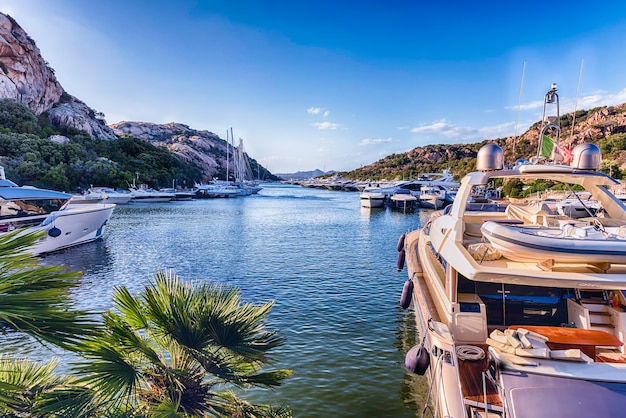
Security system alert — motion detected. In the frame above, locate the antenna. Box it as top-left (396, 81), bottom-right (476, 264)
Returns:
top-left (535, 84), bottom-right (560, 161)
top-left (570, 57), bottom-right (584, 140)
top-left (513, 61), bottom-right (526, 161)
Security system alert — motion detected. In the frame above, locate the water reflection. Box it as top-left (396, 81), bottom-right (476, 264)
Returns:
top-left (4, 185), bottom-right (431, 417)
top-left (40, 239), bottom-right (113, 274)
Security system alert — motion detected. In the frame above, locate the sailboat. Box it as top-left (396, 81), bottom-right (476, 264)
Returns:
top-left (194, 128), bottom-right (262, 197)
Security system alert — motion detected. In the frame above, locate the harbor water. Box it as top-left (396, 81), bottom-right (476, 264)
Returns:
top-left (39, 183), bottom-right (431, 417)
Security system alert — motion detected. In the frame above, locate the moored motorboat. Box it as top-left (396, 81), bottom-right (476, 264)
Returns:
top-left (160, 188), bottom-right (195, 201)
top-left (360, 190), bottom-right (386, 208)
top-left (129, 184), bottom-right (175, 202)
top-left (390, 189), bottom-right (418, 210)
top-left (360, 170), bottom-right (459, 200)
top-left (0, 168), bottom-right (115, 255)
top-left (91, 187), bottom-right (133, 205)
top-left (417, 185), bottom-right (446, 209)
top-left (400, 85), bottom-right (626, 418)
top-left (194, 182), bottom-right (241, 198)
top-left (70, 190), bottom-right (104, 204)
top-left (554, 191), bottom-right (602, 218)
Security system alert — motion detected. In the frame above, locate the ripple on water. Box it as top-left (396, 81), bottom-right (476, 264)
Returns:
top-left (35, 185), bottom-right (428, 417)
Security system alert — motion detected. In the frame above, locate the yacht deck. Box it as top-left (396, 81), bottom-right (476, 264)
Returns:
top-left (457, 344), bottom-right (502, 410)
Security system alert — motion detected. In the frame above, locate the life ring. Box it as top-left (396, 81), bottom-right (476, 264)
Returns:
top-left (399, 279), bottom-right (413, 309)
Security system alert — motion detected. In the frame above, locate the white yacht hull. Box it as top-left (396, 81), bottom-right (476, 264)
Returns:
top-left (360, 192), bottom-right (385, 208)
top-left (419, 196), bottom-right (444, 209)
top-left (3, 203), bottom-right (116, 255)
top-left (102, 194), bottom-right (132, 204)
top-left (400, 89), bottom-right (626, 418)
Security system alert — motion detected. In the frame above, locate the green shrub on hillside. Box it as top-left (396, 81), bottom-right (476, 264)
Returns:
top-left (0, 99), bottom-right (202, 191)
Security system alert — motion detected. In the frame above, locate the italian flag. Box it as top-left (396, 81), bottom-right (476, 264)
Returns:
top-left (540, 135), bottom-right (574, 163)
top-left (540, 135), bottom-right (554, 158)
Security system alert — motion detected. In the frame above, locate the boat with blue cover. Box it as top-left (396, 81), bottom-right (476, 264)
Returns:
top-left (0, 167), bottom-right (115, 254)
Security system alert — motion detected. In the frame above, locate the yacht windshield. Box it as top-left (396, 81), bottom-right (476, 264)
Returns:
top-left (0, 199), bottom-right (67, 218)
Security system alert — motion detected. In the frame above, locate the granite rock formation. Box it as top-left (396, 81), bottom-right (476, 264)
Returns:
top-left (0, 12), bottom-right (117, 140)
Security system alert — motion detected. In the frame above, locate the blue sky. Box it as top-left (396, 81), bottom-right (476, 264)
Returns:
top-left (3, 1), bottom-right (626, 173)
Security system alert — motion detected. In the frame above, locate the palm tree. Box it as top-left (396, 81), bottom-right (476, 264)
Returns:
top-left (75, 270), bottom-right (292, 417)
top-left (0, 230), bottom-right (98, 349)
top-left (0, 230), bottom-right (101, 416)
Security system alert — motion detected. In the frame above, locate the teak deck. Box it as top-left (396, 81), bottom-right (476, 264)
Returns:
top-left (457, 344), bottom-right (502, 409)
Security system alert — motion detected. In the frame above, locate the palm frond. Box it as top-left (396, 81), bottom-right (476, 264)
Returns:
top-left (0, 230), bottom-right (100, 350)
top-left (208, 391), bottom-right (293, 418)
top-left (74, 270), bottom-right (292, 415)
top-left (73, 342), bottom-right (140, 404)
top-left (111, 286), bottom-right (150, 330)
top-left (35, 385), bottom-right (101, 418)
top-left (0, 355), bottom-right (83, 416)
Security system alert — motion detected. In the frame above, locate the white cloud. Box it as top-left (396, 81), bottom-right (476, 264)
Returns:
top-left (360, 137), bottom-right (393, 145)
top-left (574, 88), bottom-right (626, 110)
top-left (307, 107), bottom-right (330, 117)
top-left (307, 107), bottom-right (322, 114)
top-left (509, 88), bottom-right (626, 114)
top-left (409, 119), bottom-right (518, 142)
top-left (478, 121), bottom-right (517, 139)
top-left (313, 121), bottom-right (339, 130)
top-left (410, 119), bottom-right (477, 138)
top-left (506, 100), bottom-right (545, 111)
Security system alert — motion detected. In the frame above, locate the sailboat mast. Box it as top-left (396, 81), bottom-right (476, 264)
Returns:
top-left (570, 57), bottom-right (584, 140)
top-left (513, 60), bottom-right (526, 161)
top-left (230, 127), bottom-right (235, 183)
top-left (225, 129), bottom-right (230, 182)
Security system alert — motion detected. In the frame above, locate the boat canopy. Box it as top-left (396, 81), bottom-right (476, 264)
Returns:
top-left (464, 169), bottom-right (619, 188)
top-left (0, 188), bottom-right (71, 200)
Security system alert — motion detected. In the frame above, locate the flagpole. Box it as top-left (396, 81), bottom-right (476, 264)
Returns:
top-left (570, 57), bottom-right (584, 140)
top-left (513, 60), bottom-right (526, 161)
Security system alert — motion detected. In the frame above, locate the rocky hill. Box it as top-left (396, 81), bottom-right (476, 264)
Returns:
top-left (0, 12), bottom-right (271, 181)
top-left (0, 14), bottom-right (117, 140)
top-left (347, 103), bottom-right (626, 181)
top-left (274, 169), bottom-right (334, 180)
top-left (2, 11), bottom-right (626, 184)
top-left (109, 121), bottom-right (273, 181)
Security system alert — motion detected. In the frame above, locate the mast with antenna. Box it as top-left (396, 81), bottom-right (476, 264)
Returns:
top-left (535, 83), bottom-right (560, 161)
top-left (513, 60), bottom-right (526, 161)
top-left (570, 57), bottom-right (584, 140)
top-left (225, 129), bottom-right (230, 182)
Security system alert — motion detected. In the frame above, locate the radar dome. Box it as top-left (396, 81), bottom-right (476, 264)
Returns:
top-left (571, 143), bottom-right (601, 170)
top-left (476, 143), bottom-right (504, 171)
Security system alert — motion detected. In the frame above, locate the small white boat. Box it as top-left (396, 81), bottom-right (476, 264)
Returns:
top-left (417, 185), bottom-right (446, 209)
top-left (390, 190), bottom-right (418, 210)
top-left (481, 219), bottom-right (626, 264)
top-left (91, 187), bottom-right (132, 205)
top-left (360, 191), bottom-right (386, 208)
top-left (129, 184), bottom-right (175, 202)
top-left (70, 190), bottom-right (104, 204)
top-left (0, 168), bottom-right (115, 255)
top-left (194, 182), bottom-right (241, 198)
top-left (555, 192), bottom-right (602, 218)
top-left (160, 188), bottom-right (195, 201)
top-left (360, 170), bottom-right (459, 200)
